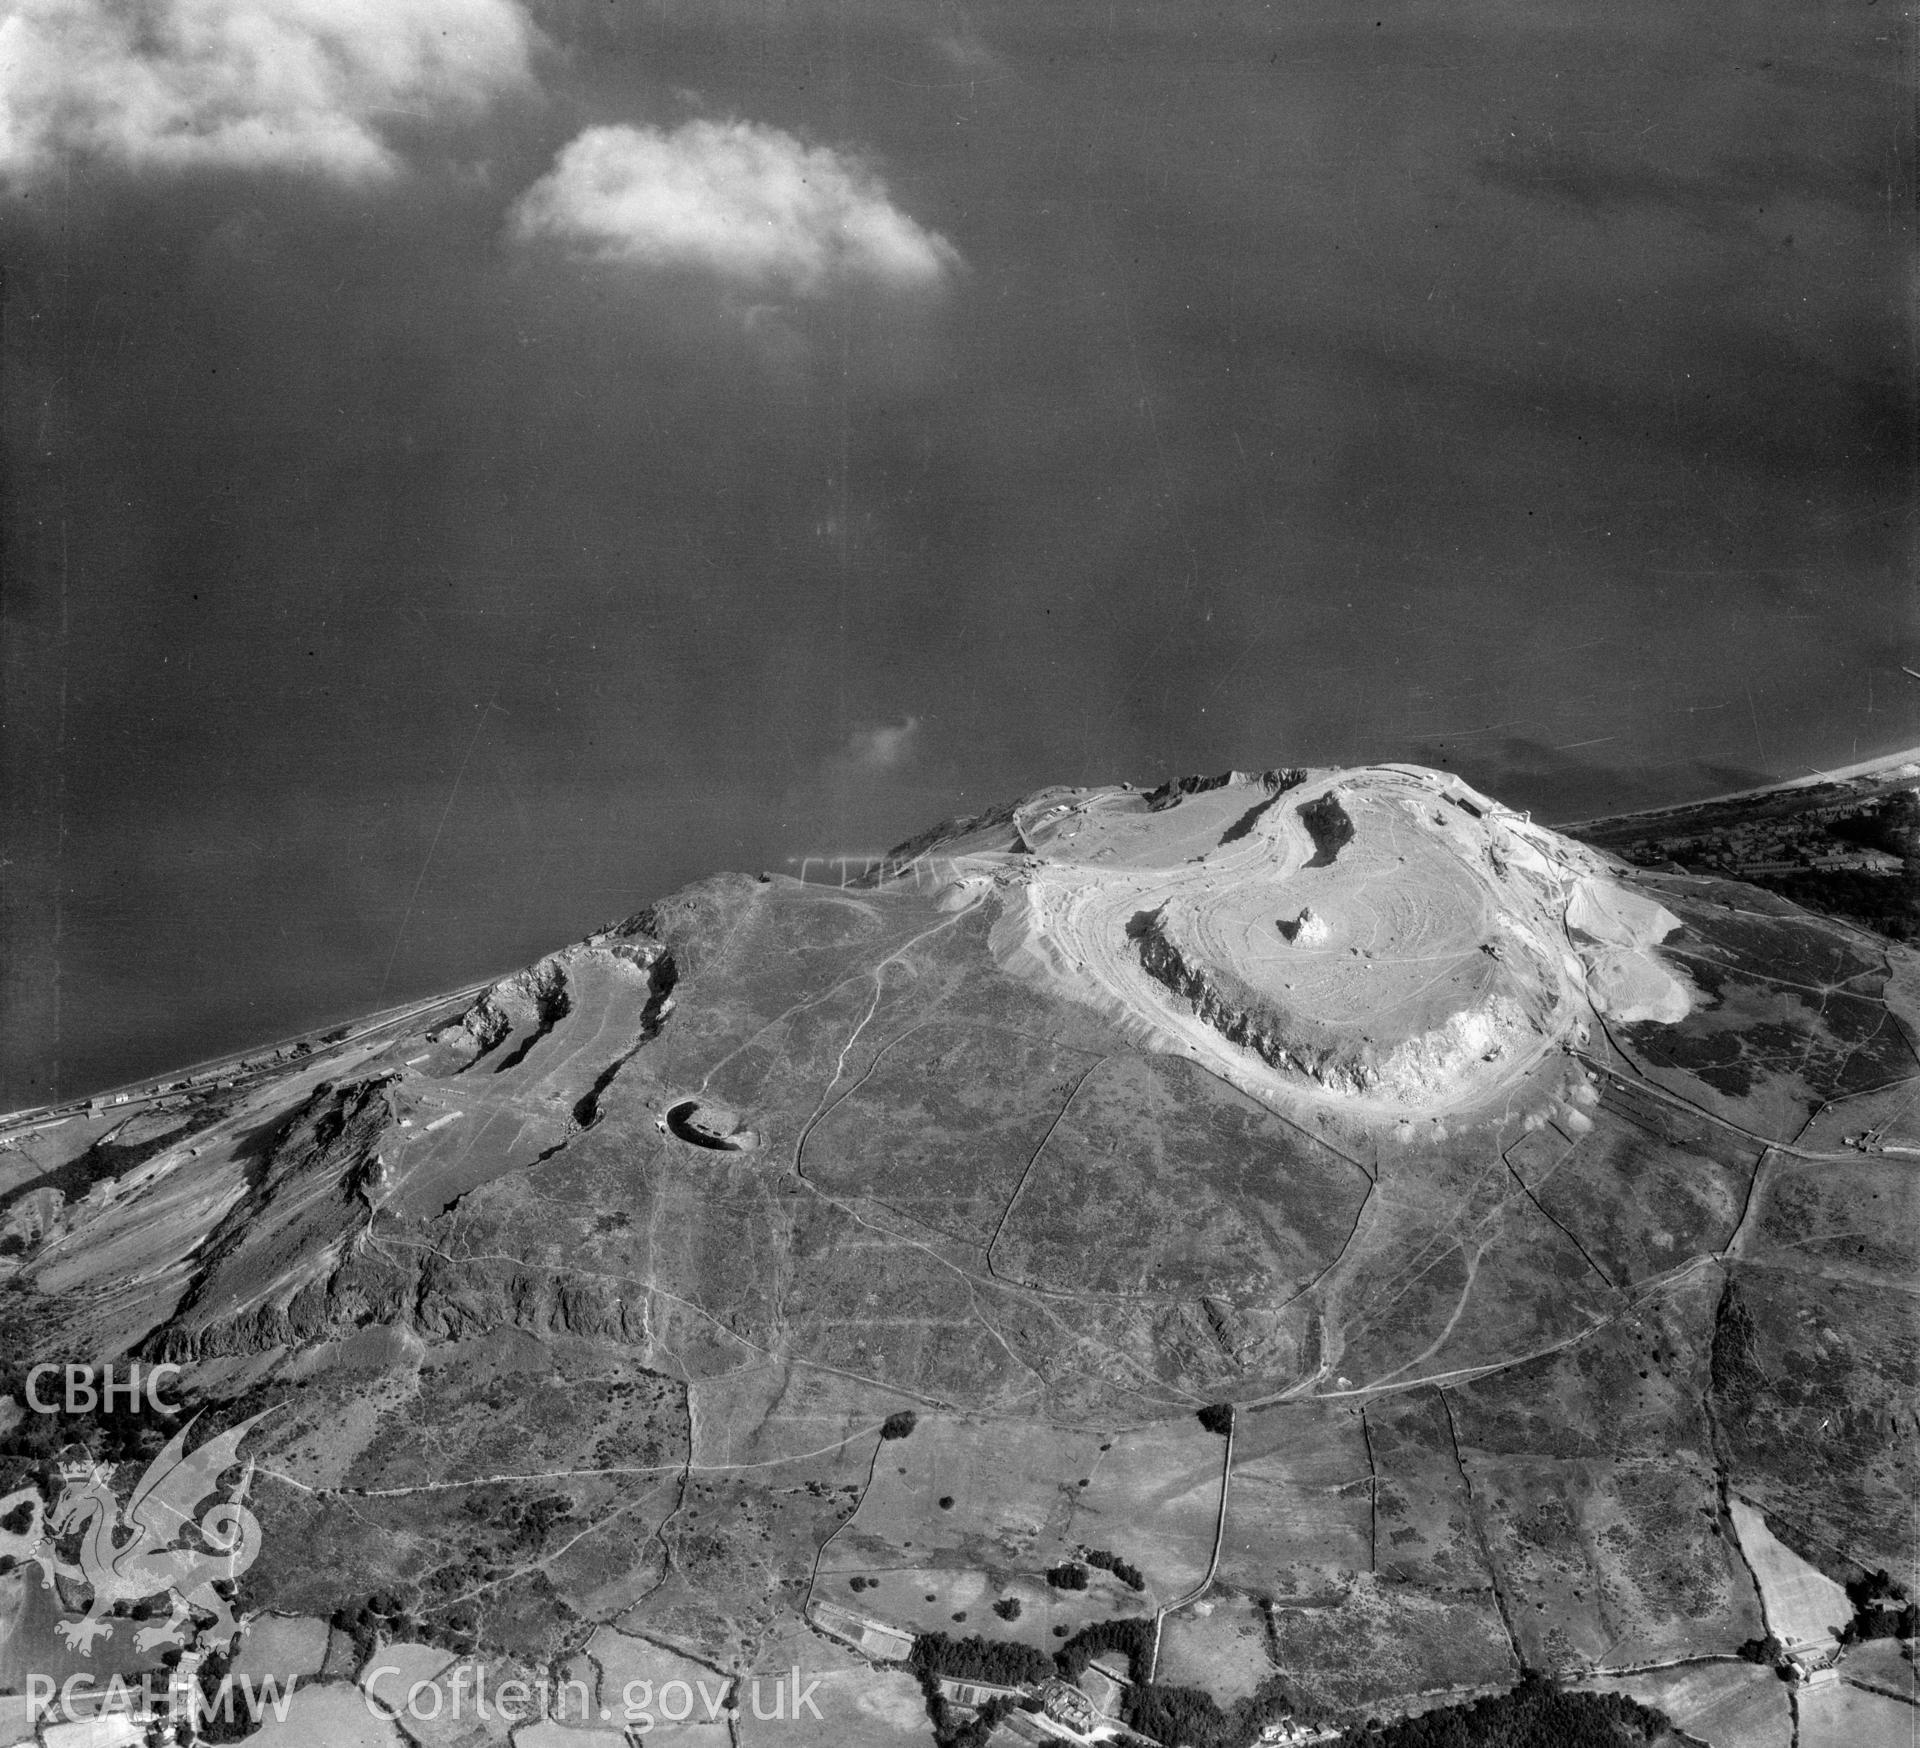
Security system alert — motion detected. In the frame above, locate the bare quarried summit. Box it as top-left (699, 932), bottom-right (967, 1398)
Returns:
top-left (900, 764), bottom-right (1696, 1121)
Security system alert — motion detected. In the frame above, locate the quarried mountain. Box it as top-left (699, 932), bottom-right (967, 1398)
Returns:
top-left (2, 763), bottom-right (1914, 1747)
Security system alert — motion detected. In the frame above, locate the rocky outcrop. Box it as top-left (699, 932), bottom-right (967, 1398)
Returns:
top-left (1144, 768), bottom-right (1307, 811)
top-left (153, 1218), bottom-right (651, 1361)
top-left (148, 1076), bottom-right (398, 1359)
top-left (1297, 792), bottom-right (1355, 867)
top-left (430, 955), bottom-right (572, 1072)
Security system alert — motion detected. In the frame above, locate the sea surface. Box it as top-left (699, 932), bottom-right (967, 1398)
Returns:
top-left (3, 1), bottom-right (1913, 1105)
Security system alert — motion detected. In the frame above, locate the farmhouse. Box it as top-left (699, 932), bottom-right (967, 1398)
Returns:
top-left (936, 1675), bottom-right (1030, 1710)
top-left (1040, 1679), bottom-right (1099, 1731)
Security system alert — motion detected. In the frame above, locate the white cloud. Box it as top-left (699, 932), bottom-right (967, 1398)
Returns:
top-left (509, 121), bottom-right (960, 297)
top-left (0, 0), bottom-right (537, 185)
top-left (842, 717), bottom-right (921, 770)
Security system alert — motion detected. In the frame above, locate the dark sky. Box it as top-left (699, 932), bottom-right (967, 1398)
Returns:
top-left (3, 0), bottom-right (1914, 1105)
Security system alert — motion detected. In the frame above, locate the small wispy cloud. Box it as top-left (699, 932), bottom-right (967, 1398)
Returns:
top-left (0, 0), bottom-right (537, 186)
top-left (508, 121), bottom-right (961, 298)
top-left (842, 716), bottom-right (922, 771)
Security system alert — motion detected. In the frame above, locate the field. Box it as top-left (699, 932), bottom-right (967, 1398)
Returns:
top-left (1796, 1076), bottom-right (1920, 1158)
top-left (361, 1642), bottom-right (456, 1710)
top-left (1449, 1267), bottom-right (1762, 1671)
top-left (514, 1725), bottom-right (627, 1748)
top-left (1506, 1077), bottom-right (1760, 1287)
top-left (1266, 1574), bottom-right (1515, 1713)
top-left (236, 1340), bottom-right (692, 1663)
top-left (1363, 1391), bottom-right (1492, 1590)
top-left (1845, 1640), bottom-right (1919, 1704)
top-left (1745, 1151), bottom-right (1920, 1294)
top-left (1798, 1678), bottom-right (1920, 1748)
top-left (390, 1657), bottom-right (519, 1747)
top-left (233, 1613), bottom-right (333, 1683)
top-left (1728, 1500), bottom-right (1852, 1651)
top-left (1576, 1661), bottom-right (1791, 1748)
top-left (1463, 1452), bottom-right (1753, 1669)
top-left (0, 1564), bottom-right (173, 1696)
top-left (1711, 1266), bottom-right (1920, 1578)
top-left (573, 1629), bottom-right (730, 1743)
top-left (988, 1051), bottom-right (1371, 1303)
top-left (1155, 1599), bottom-right (1281, 1700)
top-left (1218, 1406), bottom-right (1370, 1599)
top-left (812, 1413), bottom-right (1211, 1644)
top-left (735, 1667), bottom-right (937, 1746)
top-left (245, 1682), bottom-right (405, 1748)
top-left (1326, 1157), bottom-right (1619, 1388)
top-left (802, 1018), bottom-right (1095, 1245)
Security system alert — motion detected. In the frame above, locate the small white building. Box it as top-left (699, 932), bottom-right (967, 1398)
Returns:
top-left (805, 1598), bottom-right (917, 1663)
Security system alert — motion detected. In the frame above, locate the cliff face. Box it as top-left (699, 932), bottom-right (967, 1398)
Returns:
top-left (1143, 767), bottom-right (1307, 811)
top-left (1134, 909), bottom-right (1535, 1104)
top-left (1134, 912), bottom-right (1370, 1093)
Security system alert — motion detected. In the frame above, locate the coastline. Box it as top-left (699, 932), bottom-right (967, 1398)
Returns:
top-left (15, 744), bottom-right (1918, 1124)
top-left (1553, 741), bottom-right (1920, 832)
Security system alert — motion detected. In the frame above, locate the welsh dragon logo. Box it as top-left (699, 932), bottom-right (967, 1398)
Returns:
top-left (0, 1410), bottom-right (271, 1655)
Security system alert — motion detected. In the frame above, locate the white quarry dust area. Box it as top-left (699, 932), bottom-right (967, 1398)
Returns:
top-left (906, 764), bottom-right (1695, 1125)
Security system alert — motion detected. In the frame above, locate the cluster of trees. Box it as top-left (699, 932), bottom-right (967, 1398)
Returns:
top-left (1046, 1561), bottom-right (1090, 1590)
top-left (1745, 866), bottom-right (1919, 941)
top-left (1740, 1565), bottom-right (1918, 1666)
top-left (1128, 1673), bottom-right (1297, 1748)
top-left (1196, 1402), bottom-right (1235, 1436)
top-left (331, 1591), bottom-right (415, 1668)
top-left (328, 1583), bottom-right (495, 1665)
top-left (909, 1668), bottom-right (1022, 1748)
top-left (912, 1625), bottom-right (1673, 1748)
top-left (914, 1617), bottom-right (1318, 1748)
top-left (1083, 1548), bottom-right (1145, 1590)
top-left (192, 1645), bottom-right (274, 1745)
top-left (1334, 1676), bottom-right (1671, 1746)
top-left (1840, 1568), bottom-right (1918, 1643)
top-left (0, 1361), bottom-right (182, 1473)
top-left (880, 1411), bottom-right (919, 1440)
top-left (510, 1493), bottom-right (575, 1549)
top-left (1735, 1632), bottom-right (1789, 1671)
top-left (1064, 1621), bottom-right (1302, 1748)
top-left (1053, 1616), bottom-right (1154, 1682)
top-left (909, 1631), bottom-right (1056, 1688)
top-left (992, 1597), bottom-right (1023, 1621)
